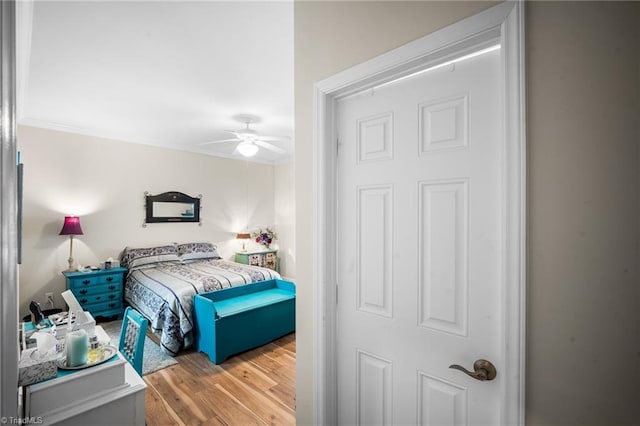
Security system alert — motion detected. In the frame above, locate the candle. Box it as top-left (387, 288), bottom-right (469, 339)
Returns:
top-left (65, 330), bottom-right (88, 367)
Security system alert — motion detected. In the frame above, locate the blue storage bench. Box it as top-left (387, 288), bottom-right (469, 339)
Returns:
top-left (193, 279), bottom-right (295, 364)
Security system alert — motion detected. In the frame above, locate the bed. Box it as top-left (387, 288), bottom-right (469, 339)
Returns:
top-left (121, 242), bottom-right (281, 355)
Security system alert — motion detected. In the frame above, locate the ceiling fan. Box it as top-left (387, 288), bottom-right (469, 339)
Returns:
top-left (200, 115), bottom-right (287, 157)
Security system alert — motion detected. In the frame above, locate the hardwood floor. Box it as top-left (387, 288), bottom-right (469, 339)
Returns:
top-left (144, 333), bottom-right (296, 426)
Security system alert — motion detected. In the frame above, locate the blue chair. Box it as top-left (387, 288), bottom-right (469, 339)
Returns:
top-left (119, 307), bottom-right (148, 376)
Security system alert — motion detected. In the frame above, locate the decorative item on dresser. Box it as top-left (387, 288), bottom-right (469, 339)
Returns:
top-left (62, 267), bottom-right (126, 319)
top-left (251, 226), bottom-right (277, 248)
top-left (235, 249), bottom-right (278, 271)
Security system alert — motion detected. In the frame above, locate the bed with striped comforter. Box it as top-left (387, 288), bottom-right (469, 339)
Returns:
top-left (124, 259), bottom-right (280, 355)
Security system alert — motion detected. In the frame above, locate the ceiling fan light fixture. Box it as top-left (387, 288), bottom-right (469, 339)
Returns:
top-left (237, 141), bottom-right (259, 157)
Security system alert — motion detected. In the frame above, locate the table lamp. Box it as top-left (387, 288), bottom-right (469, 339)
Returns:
top-left (236, 232), bottom-right (250, 252)
top-left (59, 216), bottom-right (84, 271)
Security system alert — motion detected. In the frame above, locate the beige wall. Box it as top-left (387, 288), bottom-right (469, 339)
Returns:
top-left (294, 1), bottom-right (639, 424)
top-left (17, 125), bottom-right (287, 316)
top-left (526, 2), bottom-right (639, 424)
top-left (275, 163), bottom-right (296, 279)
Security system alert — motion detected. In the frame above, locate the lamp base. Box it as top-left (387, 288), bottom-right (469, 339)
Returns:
top-left (65, 235), bottom-right (78, 272)
top-left (66, 256), bottom-right (77, 272)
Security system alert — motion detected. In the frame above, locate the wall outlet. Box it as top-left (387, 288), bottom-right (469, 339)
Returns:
top-left (45, 292), bottom-right (54, 309)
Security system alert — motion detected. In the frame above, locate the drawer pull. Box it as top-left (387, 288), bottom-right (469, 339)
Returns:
top-left (108, 303), bottom-right (116, 308)
top-left (95, 296), bottom-right (101, 300)
top-left (79, 298), bottom-right (88, 304)
top-left (108, 285), bottom-right (116, 290)
top-left (82, 280), bottom-right (90, 285)
top-left (79, 289), bottom-right (88, 295)
top-left (109, 294), bottom-right (116, 300)
top-left (106, 277), bottom-right (114, 282)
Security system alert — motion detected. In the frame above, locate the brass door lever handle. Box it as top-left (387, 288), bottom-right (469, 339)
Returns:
top-left (449, 359), bottom-right (497, 381)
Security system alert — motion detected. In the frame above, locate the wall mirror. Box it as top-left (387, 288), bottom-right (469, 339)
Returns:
top-left (144, 191), bottom-right (202, 226)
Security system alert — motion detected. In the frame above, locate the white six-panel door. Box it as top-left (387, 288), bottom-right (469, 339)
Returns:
top-left (336, 47), bottom-right (502, 425)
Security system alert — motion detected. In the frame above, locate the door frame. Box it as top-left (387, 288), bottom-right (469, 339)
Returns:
top-left (312, 1), bottom-right (526, 424)
top-left (1, 0), bottom-right (19, 418)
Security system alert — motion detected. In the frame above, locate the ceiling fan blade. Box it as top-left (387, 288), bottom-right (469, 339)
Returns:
top-left (255, 135), bottom-right (291, 142)
top-left (200, 138), bottom-right (241, 146)
top-left (255, 140), bottom-right (286, 154)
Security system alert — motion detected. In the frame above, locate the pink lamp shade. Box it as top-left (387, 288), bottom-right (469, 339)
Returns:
top-left (59, 216), bottom-right (84, 236)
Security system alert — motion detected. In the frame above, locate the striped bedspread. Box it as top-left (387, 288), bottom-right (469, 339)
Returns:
top-left (124, 259), bottom-right (280, 355)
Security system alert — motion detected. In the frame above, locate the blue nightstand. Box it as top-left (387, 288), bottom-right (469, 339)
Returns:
top-left (62, 267), bottom-right (127, 319)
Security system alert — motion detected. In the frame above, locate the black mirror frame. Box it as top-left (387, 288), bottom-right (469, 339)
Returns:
top-left (143, 191), bottom-right (202, 226)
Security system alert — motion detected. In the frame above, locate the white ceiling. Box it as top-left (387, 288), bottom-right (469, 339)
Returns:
top-left (19, 1), bottom-right (294, 165)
